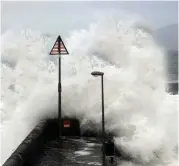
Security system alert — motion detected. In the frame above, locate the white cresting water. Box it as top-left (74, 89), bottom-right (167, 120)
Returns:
top-left (0, 15), bottom-right (178, 166)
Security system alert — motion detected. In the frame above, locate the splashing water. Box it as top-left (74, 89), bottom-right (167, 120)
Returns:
top-left (0, 15), bottom-right (178, 165)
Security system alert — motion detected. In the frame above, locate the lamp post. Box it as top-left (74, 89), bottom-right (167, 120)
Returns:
top-left (91, 71), bottom-right (105, 166)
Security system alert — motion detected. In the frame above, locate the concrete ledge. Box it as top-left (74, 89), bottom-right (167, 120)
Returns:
top-left (2, 119), bottom-right (59, 166)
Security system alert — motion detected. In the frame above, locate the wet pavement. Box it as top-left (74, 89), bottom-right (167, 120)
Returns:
top-left (30, 137), bottom-right (103, 166)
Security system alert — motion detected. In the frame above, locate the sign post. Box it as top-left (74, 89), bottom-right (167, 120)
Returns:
top-left (49, 36), bottom-right (69, 137)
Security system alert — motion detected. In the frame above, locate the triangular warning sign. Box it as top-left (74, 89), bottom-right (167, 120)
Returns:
top-left (49, 36), bottom-right (69, 55)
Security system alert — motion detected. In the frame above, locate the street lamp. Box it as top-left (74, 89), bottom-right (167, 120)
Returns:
top-left (91, 71), bottom-right (105, 166)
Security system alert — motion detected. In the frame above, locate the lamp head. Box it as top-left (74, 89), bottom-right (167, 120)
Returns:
top-left (91, 71), bottom-right (104, 77)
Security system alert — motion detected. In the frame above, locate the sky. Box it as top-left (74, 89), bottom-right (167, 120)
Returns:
top-left (1, 1), bottom-right (178, 36)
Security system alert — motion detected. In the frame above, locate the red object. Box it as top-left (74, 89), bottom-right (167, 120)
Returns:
top-left (63, 120), bottom-right (71, 128)
top-left (50, 36), bottom-right (68, 55)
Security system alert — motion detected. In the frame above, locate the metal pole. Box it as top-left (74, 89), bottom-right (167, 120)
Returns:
top-left (58, 40), bottom-right (62, 138)
top-left (101, 75), bottom-right (105, 166)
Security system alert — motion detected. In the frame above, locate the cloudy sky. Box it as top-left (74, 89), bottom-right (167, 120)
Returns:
top-left (1, 1), bottom-right (178, 36)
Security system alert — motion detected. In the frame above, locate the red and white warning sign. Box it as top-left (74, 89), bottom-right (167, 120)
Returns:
top-left (50, 36), bottom-right (69, 55)
top-left (63, 120), bottom-right (71, 128)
